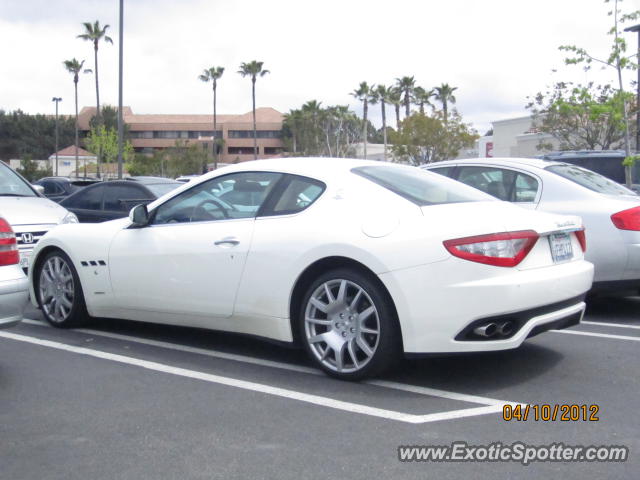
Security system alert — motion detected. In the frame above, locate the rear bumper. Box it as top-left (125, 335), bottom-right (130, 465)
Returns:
top-left (0, 267), bottom-right (29, 328)
top-left (380, 257), bottom-right (593, 354)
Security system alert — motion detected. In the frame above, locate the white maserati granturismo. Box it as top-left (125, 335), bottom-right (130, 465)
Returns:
top-left (28, 158), bottom-right (594, 379)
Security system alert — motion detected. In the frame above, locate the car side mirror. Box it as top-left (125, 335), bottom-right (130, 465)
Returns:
top-left (32, 184), bottom-right (45, 196)
top-left (129, 204), bottom-right (150, 227)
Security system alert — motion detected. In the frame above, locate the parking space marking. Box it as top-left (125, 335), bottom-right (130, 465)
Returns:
top-left (581, 321), bottom-right (640, 330)
top-left (552, 329), bottom-right (640, 342)
top-left (0, 330), bottom-right (521, 425)
top-left (21, 319), bottom-right (511, 407)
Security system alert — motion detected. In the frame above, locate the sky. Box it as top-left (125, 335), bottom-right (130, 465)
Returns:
top-left (1, 0), bottom-right (639, 134)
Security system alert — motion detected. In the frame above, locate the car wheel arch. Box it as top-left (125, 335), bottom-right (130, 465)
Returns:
top-left (288, 256), bottom-right (403, 350)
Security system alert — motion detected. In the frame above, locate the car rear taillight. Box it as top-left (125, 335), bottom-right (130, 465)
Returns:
top-left (443, 230), bottom-right (539, 267)
top-left (611, 206), bottom-right (640, 231)
top-left (0, 218), bottom-right (19, 266)
top-left (574, 229), bottom-right (587, 252)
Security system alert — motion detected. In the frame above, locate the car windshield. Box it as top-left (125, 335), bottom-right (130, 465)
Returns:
top-left (0, 164), bottom-right (37, 197)
top-left (546, 164), bottom-right (636, 196)
top-left (352, 165), bottom-right (495, 206)
top-left (145, 182), bottom-right (181, 197)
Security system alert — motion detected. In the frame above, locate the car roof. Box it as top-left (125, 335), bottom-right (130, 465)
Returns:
top-left (423, 157), bottom-right (569, 170)
top-left (126, 176), bottom-right (181, 184)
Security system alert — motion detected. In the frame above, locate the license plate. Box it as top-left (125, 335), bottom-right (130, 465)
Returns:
top-left (19, 251), bottom-right (31, 269)
top-left (549, 232), bottom-right (573, 263)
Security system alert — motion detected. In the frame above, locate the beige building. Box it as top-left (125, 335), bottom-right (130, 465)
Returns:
top-left (483, 115), bottom-right (558, 158)
top-left (78, 106), bottom-right (285, 164)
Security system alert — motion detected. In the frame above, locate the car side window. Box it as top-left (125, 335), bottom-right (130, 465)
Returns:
top-left (104, 185), bottom-right (152, 212)
top-left (41, 181), bottom-right (64, 195)
top-left (457, 166), bottom-right (539, 203)
top-left (65, 185), bottom-right (105, 210)
top-left (266, 176), bottom-right (325, 216)
top-left (153, 172), bottom-right (282, 225)
top-left (427, 166), bottom-right (456, 178)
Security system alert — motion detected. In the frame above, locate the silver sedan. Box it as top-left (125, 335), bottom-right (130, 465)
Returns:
top-left (423, 157), bottom-right (640, 294)
top-left (0, 216), bottom-right (28, 328)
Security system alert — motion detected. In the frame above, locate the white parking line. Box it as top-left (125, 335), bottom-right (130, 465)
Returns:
top-left (553, 329), bottom-right (640, 342)
top-left (0, 330), bottom-right (520, 425)
top-left (21, 318), bottom-right (509, 406)
top-left (581, 320), bottom-right (640, 330)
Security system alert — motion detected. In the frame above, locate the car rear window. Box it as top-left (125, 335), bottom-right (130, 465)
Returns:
top-left (546, 164), bottom-right (636, 196)
top-left (145, 182), bottom-right (181, 197)
top-left (352, 166), bottom-right (494, 206)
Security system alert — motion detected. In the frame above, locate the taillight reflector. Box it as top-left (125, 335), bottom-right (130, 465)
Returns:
top-left (0, 218), bottom-right (19, 266)
top-left (611, 206), bottom-right (640, 231)
top-left (443, 230), bottom-right (539, 267)
top-left (575, 229), bottom-right (587, 252)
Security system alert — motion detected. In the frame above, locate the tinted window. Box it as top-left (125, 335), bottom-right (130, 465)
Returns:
top-left (0, 164), bottom-right (37, 197)
top-left (268, 176), bottom-right (325, 215)
top-left (427, 166), bottom-right (456, 178)
top-left (153, 172), bottom-right (282, 224)
top-left (144, 182), bottom-right (181, 197)
top-left (64, 185), bottom-right (105, 209)
top-left (546, 165), bottom-right (636, 195)
top-left (40, 180), bottom-right (65, 195)
top-left (104, 185), bottom-right (151, 212)
top-left (457, 166), bottom-right (539, 202)
top-left (352, 166), bottom-right (493, 206)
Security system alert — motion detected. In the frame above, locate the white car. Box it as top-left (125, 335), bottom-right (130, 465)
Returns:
top-left (28, 158), bottom-right (593, 379)
top-left (422, 157), bottom-right (640, 295)
top-left (0, 162), bottom-right (78, 271)
top-left (0, 216), bottom-right (29, 328)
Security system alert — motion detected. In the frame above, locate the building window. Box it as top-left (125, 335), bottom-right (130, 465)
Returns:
top-left (228, 130), bottom-right (282, 139)
top-left (228, 147), bottom-right (256, 155)
top-left (264, 147), bottom-right (282, 155)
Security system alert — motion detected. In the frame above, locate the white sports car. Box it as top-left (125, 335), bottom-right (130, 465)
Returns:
top-left (28, 158), bottom-right (594, 379)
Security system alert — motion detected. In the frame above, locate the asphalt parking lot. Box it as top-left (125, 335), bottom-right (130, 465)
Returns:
top-left (1, 298), bottom-right (638, 479)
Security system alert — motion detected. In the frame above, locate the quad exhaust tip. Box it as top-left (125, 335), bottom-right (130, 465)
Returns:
top-left (473, 321), bottom-right (515, 339)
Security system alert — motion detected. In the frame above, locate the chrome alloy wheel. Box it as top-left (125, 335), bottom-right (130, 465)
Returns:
top-left (39, 256), bottom-right (75, 324)
top-left (304, 279), bottom-right (380, 373)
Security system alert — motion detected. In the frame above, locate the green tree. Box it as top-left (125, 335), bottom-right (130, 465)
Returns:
top-left (396, 76), bottom-right (416, 118)
top-left (388, 87), bottom-right (403, 130)
top-left (559, 0), bottom-right (639, 186)
top-left (413, 86), bottom-right (435, 114)
top-left (434, 83), bottom-right (458, 123)
top-left (238, 60), bottom-right (270, 160)
top-left (351, 81), bottom-right (375, 159)
top-left (63, 58), bottom-right (91, 177)
top-left (527, 82), bottom-right (634, 150)
top-left (16, 155), bottom-right (52, 182)
top-left (199, 66), bottom-right (225, 170)
top-left (389, 112), bottom-right (477, 165)
top-left (0, 110), bottom-right (75, 160)
top-left (77, 20), bottom-right (113, 178)
top-left (85, 125), bottom-right (133, 179)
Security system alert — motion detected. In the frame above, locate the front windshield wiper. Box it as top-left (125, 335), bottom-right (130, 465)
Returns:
top-left (0, 193), bottom-right (32, 197)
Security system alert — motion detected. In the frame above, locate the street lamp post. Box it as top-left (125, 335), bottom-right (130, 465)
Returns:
top-left (624, 24), bottom-right (640, 154)
top-left (117, 0), bottom-right (124, 179)
top-left (52, 97), bottom-right (62, 176)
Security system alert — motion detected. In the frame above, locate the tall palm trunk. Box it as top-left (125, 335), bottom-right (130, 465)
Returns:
top-left (395, 104), bottom-right (401, 130)
top-left (443, 100), bottom-right (448, 124)
top-left (419, 102), bottom-right (424, 115)
top-left (381, 99), bottom-right (387, 161)
top-left (93, 40), bottom-right (101, 178)
top-left (363, 99), bottom-right (368, 159)
top-left (73, 75), bottom-right (81, 177)
top-left (404, 93), bottom-right (410, 117)
top-left (252, 78), bottom-right (257, 159)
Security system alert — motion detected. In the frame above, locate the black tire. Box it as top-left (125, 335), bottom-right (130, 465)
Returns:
top-left (35, 250), bottom-right (88, 328)
top-left (298, 268), bottom-right (401, 380)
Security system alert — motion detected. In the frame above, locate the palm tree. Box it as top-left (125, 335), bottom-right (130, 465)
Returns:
top-left (388, 87), bottom-right (403, 131)
top-left (413, 86), bottom-right (434, 115)
top-left (373, 84), bottom-right (393, 161)
top-left (77, 20), bottom-right (113, 178)
top-left (434, 83), bottom-right (458, 123)
top-left (199, 66), bottom-right (225, 170)
top-left (238, 61), bottom-right (270, 159)
top-left (302, 100), bottom-right (323, 154)
top-left (396, 76), bottom-right (416, 117)
top-left (63, 58), bottom-right (91, 177)
top-left (351, 82), bottom-right (375, 159)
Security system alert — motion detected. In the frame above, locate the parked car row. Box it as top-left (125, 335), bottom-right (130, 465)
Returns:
top-left (0, 155), bottom-right (637, 380)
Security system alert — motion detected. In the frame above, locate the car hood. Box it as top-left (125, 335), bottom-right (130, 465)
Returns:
top-left (0, 196), bottom-right (71, 226)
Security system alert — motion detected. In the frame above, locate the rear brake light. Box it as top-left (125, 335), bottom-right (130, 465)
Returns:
top-left (0, 218), bottom-right (19, 266)
top-left (443, 230), bottom-right (539, 267)
top-left (574, 229), bottom-right (587, 252)
top-left (611, 206), bottom-right (640, 230)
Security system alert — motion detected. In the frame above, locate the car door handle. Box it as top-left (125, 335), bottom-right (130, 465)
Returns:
top-left (214, 237), bottom-right (240, 247)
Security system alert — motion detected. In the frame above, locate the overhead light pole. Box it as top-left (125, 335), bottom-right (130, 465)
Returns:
top-left (117, 0), bottom-right (124, 179)
top-left (52, 97), bottom-right (62, 176)
top-left (624, 23), bottom-right (640, 154)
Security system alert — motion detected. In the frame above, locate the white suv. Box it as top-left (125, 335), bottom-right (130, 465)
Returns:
top-left (0, 162), bottom-right (78, 271)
